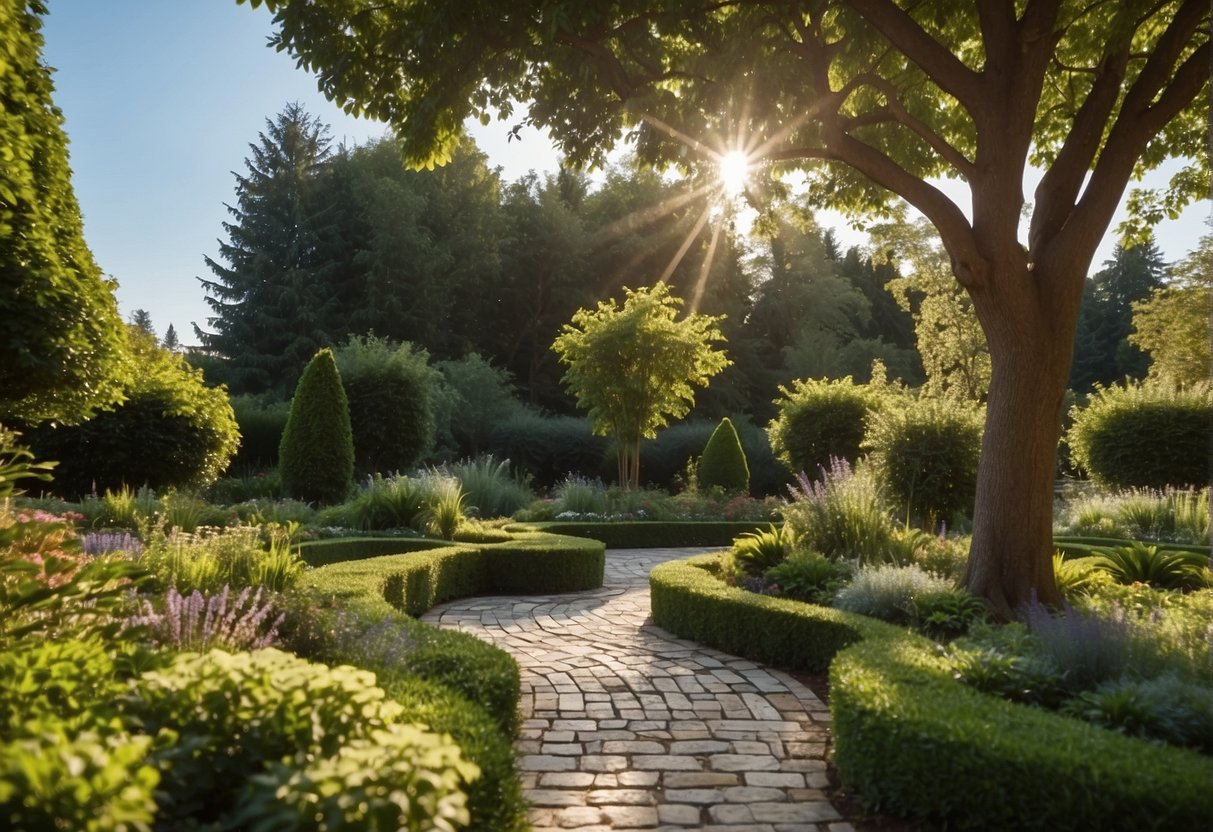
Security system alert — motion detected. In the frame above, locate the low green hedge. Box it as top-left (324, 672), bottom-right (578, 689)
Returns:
top-left (296, 536), bottom-right (449, 567)
top-left (509, 520), bottom-right (778, 549)
top-left (1053, 535), bottom-right (1210, 559)
top-left (650, 553), bottom-right (1213, 830)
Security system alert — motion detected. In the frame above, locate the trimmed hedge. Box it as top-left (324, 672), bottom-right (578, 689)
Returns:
top-left (1053, 535), bottom-right (1210, 560)
top-left (508, 520), bottom-right (779, 549)
top-left (296, 536), bottom-right (450, 568)
top-left (650, 554), bottom-right (1213, 830)
top-left (698, 417), bottom-right (750, 494)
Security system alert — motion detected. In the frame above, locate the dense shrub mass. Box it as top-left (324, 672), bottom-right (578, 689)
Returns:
top-left (698, 417), bottom-right (750, 494)
top-left (767, 377), bottom-right (876, 476)
top-left (864, 396), bottom-right (983, 528)
top-left (25, 329), bottom-right (240, 497)
top-left (278, 349), bottom-right (354, 505)
top-left (228, 395), bottom-right (289, 471)
top-left (1066, 381), bottom-right (1212, 490)
top-left (488, 413), bottom-right (610, 488)
top-left (334, 335), bottom-right (438, 475)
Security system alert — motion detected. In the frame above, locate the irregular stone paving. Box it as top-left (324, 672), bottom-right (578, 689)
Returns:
top-left (423, 548), bottom-right (853, 832)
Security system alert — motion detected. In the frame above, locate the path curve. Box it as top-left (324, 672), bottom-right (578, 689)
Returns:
top-left (423, 548), bottom-right (853, 831)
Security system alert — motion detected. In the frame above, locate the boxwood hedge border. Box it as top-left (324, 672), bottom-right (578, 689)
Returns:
top-left (649, 553), bottom-right (1213, 831)
top-left (506, 520), bottom-right (779, 549)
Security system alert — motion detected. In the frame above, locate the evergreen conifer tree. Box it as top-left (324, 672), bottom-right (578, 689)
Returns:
top-left (278, 348), bottom-right (353, 504)
top-left (698, 417), bottom-right (750, 494)
top-left (197, 103), bottom-right (344, 396)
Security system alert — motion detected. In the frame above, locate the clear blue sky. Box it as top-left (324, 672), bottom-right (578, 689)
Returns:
top-left (43, 2), bottom-right (1208, 346)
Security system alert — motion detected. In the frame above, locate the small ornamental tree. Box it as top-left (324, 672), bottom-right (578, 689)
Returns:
top-left (553, 284), bottom-right (729, 489)
top-left (278, 348), bottom-right (353, 504)
top-left (699, 417), bottom-right (750, 494)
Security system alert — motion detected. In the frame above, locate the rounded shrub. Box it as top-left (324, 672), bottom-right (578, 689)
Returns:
top-left (25, 329), bottom-right (240, 498)
top-left (279, 348), bottom-right (354, 505)
top-left (699, 417), bottom-right (750, 494)
top-left (1066, 381), bottom-right (1211, 490)
top-left (767, 377), bottom-right (876, 476)
top-left (334, 335), bottom-right (437, 476)
top-left (865, 396), bottom-right (983, 529)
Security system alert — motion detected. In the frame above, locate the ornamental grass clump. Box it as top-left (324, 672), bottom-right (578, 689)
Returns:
top-left (441, 455), bottom-right (533, 519)
top-left (781, 457), bottom-right (899, 563)
top-left (832, 563), bottom-right (954, 623)
top-left (138, 523), bottom-right (305, 595)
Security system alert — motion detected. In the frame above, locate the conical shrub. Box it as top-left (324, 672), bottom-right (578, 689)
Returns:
top-left (279, 348), bottom-right (354, 505)
top-left (699, 417), bottom-right (750, 494)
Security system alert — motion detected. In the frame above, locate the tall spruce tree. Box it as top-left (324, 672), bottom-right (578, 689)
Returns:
top-left (197, 103), bottom-right (342, 396)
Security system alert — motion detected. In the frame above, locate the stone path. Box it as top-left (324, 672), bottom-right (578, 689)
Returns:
top-left (423, 549), bottom-right (852, 831)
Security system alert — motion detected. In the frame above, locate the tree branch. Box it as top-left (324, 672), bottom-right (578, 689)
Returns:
top-left (853, 73), bottom-right (977, 179)
top-left (845, 0), bottom-right (983, 110)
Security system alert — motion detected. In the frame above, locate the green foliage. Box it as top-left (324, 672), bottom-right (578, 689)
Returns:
top-left (767, 377), bottom-right (875, 476)
top-left (764, 551), bottom-right (847, 605)
top-left (227, 395), bottom-right (290, 471)
top-left (698, 417), bottom-right (750, 494)
top-left (334, 335), bottom-right (438, 475)
top-left (432, 354), bottom-right (524, 459)
top-left (0, 428), bottom-right (55, 499)
top-left (132, 648), bottom-right (477, 829)
top-left (138, 525), bottom-right (305, 595)
top-left (26, 329), bottom-right (240, 498)
top-left (833, 564), bottom-right (955, 624)
top-left (553, 283), bottom-right (729, 488)
top-left (487, 412), bottom-right (610, 490)
top-left (0, 0), bottom-right (130, 425)
top-left (865, 395), bottom-right (983, 528)
top-left (781, 458), bottom-right (899, 563)
top-left (420, 475), bottom-right (465, 540)
top-left (1052, 554), bottom-right (1110, 601)
top-left (1129, 235), bottom-right (1212, 386)
top-left (511, 520), bottom-right (779, 549)
top-left (1060, 674), bottom-right (1213, 753)
top-left (1056, 487), bottom-right (1211, 544)
top-left (295, 537), bottom-right (449, 568)
top-left (730, 524), bottom-right (793, 576)
top-left (441, 456), bottom-right (534, 519)
top-left (279, 348), bottom-right (354, 505)
top-left (1066, 381), bottom-right (1212, 489)
top-left (1088, 542), bottom-right (1210, 591)
top-left (909, 588), bottom-right (987, 640)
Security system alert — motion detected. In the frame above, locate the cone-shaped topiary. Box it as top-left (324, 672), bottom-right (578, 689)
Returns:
top-left (279, 348), bottom-right (354, 505)
top-left (698, 417), bottom-right (750, 494)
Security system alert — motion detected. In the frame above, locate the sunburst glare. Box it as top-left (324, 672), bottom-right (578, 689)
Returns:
top-left (718, 150), bottom-right (751, 197)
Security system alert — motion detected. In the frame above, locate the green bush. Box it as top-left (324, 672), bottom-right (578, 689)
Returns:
top-left (833, 563), bottom-right (954, 623)
top-left (139, 525), bottom-right (305, 595)
top-left (1087, 542), bottom-right (1210, 591)
top-left (764, 551), bottom-right (847, 604)
top-left (731, 524), bottom-right (792, 576)
top-left (767, 377), bottom-right (876, 476)
top-left (335, 335), bottom-right (438, 476)
top-left (487, 413), bottom-right (610, 489)
top-left (865, 395), bottom-right (983, 529)
top-left (1066, 381), bottom-right (1212, 489)
top-left (228, 395), bottom-right (290, 471)
top-left (508, 520), bottom-right (780, 549)
top-left (133, 648), bottom-right (477, 830)
top-left (649, 554), bottom-right (1213, 830)
top-left (296, 536), bottom-right (450, 568)
top-left (442, 456), bottom-right (534, 519)
top-left (432, 354), bottom-right (525, 460)
top-left (279, 348), bottom-right (354, 505)
top-left (698, 417), bottom-right (750, 493)
top-left (781, 458), bottom-right (900, 563)
top-left (25, 329), bottom-right (240, 498)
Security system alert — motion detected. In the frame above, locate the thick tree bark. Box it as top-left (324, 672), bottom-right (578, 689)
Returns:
top-left (962, 259), bottom-right (1076, 619)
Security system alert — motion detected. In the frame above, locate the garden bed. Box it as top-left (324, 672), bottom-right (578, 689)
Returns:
top-left (650, 553), bottom-right (1213, 831)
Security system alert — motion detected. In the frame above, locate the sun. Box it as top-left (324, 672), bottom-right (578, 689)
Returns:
top-left (718, 150), bottom-right (750, 197)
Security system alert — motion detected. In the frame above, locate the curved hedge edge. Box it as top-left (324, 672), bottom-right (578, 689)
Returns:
top-left (507, 520), bottom-right (780, 549)
top-left (296, 536), bottom-right (450, 567)
top-left (830, 637), bottom-right (1213, 831)
top-left (649, 553), bottom-right (1213, 831)
top-left (1053, 535), bottom-right (1210, 558)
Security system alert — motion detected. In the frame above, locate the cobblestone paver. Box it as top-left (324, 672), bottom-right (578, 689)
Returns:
top-left (423, 549), bottom-right (853, 831)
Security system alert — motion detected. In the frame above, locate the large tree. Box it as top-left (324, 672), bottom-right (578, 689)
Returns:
top-left (248, 0), bottom-right (1208, 616)
top-left (1, 0), bottom-right (129, 425)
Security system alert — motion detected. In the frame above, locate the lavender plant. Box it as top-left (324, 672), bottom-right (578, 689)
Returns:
top-left (781, 457), bottom-right (899, 563)
top-left (80, 531), bottom-right (143, 558)
top-left (126, 585), bottom-right (284, 652)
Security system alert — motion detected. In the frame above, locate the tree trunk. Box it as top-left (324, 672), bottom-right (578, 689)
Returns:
top-left (962, 263), bottom-right (1074, 620)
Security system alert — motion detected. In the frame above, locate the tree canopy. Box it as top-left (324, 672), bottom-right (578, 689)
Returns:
top-left (245, 0), bottom-right (1207, 615)
top-left (553, 283), bottom-right (729, 488)
top-left (1, 0), bottom-right (130, 425)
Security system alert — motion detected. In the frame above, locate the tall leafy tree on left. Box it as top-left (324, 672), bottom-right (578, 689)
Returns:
top-left (196, 103), bottom-right (343, 396)
top-left (0, 0), bottom-right (130, 425)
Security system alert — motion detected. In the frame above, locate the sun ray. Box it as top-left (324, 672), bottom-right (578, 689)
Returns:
top-left (689, 212), bottom-right (725, 316)
top-left (658, 200), bottom-right (714, 285)
top-left (590, 182), bottom-right (716, 246)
